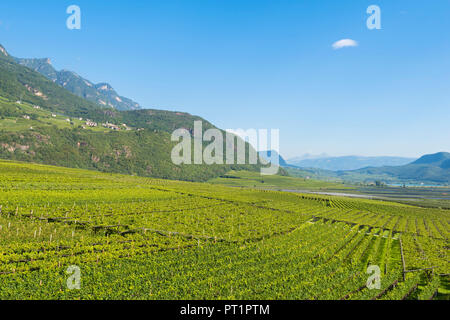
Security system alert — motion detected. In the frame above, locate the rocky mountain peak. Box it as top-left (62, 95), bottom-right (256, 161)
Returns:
top-left (0, 45), bottom-right (8, 57)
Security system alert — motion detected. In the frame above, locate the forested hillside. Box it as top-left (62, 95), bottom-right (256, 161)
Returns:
top-left (0, 44), bottom-right (263, 181)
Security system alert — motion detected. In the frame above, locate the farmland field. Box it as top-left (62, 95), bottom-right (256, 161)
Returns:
top-left (0, 160), bottom-right (448, 300)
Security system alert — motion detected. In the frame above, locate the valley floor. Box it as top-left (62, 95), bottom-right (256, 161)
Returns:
top-left (0, 161), bottom-right (448, 300)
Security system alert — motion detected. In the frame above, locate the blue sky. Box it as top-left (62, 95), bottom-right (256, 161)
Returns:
top-left (0, 0), bottom-right (449, 158)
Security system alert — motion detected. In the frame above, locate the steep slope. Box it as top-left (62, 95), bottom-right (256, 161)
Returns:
top-left (0, 45), bottom-right (111, 122)
top-left (14, 58), bottom-right (58, 81)
top-left (0, 44), bottom-right (262, 181)
top-left (15, 57), bottom-right (141, 111)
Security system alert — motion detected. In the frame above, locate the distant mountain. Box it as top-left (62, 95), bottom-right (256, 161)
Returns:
top-left (288, 153), bottom-right (330, 163)
top-left (412, 152), bottom-right (450, 165)
top-left (15, 57), bottom-right (141, 111)
top-left (345, 152), bottom-right (450, 184)
top-left (287, 155), bottom-right (416, 171)
top-left (285, 152), bottom-right (450, 185)
top-left (259, 150), bottom-right (288, 167)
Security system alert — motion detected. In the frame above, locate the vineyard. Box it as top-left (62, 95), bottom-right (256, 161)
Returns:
top-left (0, 160), bottom-right (448, 300)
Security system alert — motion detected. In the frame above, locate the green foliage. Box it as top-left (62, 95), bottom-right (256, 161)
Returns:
top-left (0, 161), bottom-right (448, 300)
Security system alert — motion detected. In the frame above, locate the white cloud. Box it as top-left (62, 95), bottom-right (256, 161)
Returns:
top-left (332, 39), bottom-right (358, 50)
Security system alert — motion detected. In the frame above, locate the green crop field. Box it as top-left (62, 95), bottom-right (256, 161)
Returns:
top-left (0, 160), bottom-right (448, 300)
top-left (209, 170), bottom-right (352, 191)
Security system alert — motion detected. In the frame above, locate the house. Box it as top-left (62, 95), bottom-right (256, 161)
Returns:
top-left (86, 120), bottom-right (98, 127)
top-left (102, 122), bottom-right (120, 130)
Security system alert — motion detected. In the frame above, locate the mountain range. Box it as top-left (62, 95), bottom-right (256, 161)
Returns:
top-left (286, 152), bottom-right (450, 185)
top-left (14, 56), bottom-right (141, 111)
top-left (287, 155), bottom-right (416, 171)
top-left (346, 152), bottom-right (450, 184)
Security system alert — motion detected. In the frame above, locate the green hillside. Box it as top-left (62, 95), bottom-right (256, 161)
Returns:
top-left (0, 44), bottom-right (263, 181)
